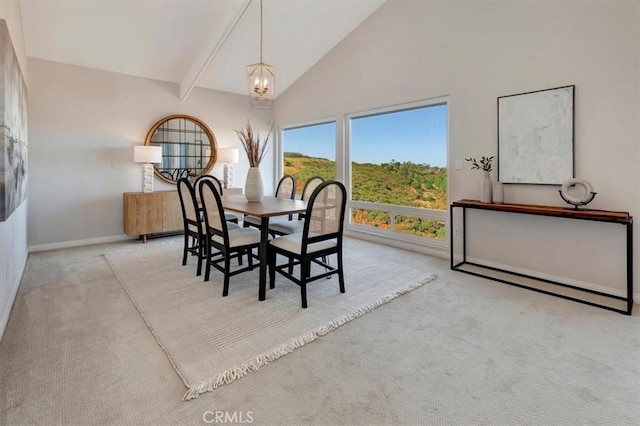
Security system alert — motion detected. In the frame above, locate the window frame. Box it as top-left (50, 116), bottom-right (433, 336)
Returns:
top-left (277, 118), bottom-right (339, 193)
top-left (345, 96), bottom-right (449, 249)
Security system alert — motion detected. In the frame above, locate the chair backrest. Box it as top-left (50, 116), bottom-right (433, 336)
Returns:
top-left (298, 176), bottom-right (325, 220)
top-left (275, 175), bottom-right (296, 200)
top-left (194, 175), bottom-right (224, 195)
top-left (177, 177), bottom-right (199, 232)
top-left (302, 180), bottom-right (347, 246)
top-left (198, 178), bottom-right (229, 244)
top-left (301, 176), bottom-right (325, 201)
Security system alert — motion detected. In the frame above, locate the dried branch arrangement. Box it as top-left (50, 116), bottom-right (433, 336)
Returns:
top-left (235, 120), bottom-right (273, 167)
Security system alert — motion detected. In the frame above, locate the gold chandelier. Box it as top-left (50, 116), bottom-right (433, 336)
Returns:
top-left (246, 0), bottom-right (275, 108)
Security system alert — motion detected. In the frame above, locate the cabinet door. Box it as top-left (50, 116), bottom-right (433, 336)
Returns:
top-left (123, 192), bottom-right (163, 235)
top-left (162, 191), bottom-right (183, 232)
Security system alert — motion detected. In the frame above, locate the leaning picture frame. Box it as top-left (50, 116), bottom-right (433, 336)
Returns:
top-left (498, 85), bottom-right (574, 185)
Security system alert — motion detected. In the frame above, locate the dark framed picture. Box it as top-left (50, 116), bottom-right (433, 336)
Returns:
top-left (498, 85), bottom-right (574, 185)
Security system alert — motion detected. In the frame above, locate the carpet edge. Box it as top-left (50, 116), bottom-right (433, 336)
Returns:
top-left (104, 253), bottom-right (192, 391)
top-left (182, 273), bottom-right (438, 401)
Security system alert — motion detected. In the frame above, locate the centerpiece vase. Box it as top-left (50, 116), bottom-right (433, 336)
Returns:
top-left (480, 171), bottom-right (493, 203)
top-left (245, 167), bottom-right (264, 202)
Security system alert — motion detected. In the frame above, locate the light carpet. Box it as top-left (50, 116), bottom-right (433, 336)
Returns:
top-left (104, 238), bottom-right (436, 401)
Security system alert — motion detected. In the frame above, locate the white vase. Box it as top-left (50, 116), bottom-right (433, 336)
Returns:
top-left (480, 171), bottom-right (493, 203)
top-left (244, 167), bottom-right (264, 202)
top-left (493, 181), bottom-right (504, 204)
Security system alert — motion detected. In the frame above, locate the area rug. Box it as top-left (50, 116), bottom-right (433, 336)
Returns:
top-left (105, 238), bottom-right (436, 401)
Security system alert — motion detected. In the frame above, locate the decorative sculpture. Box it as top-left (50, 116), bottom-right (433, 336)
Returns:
top-left (559, 178), bottom-right (596, 209)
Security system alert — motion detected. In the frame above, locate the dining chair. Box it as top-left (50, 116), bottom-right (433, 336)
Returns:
top-left (176, 177), bottom-right (206, 272)
top-left (178, 177), bottom-right (242, 277)
top-left (199, 179), bottom-right (262, 296)
top-left (267, 180), bottom-right (347, 308)
top-left (243, 174), bottom-right (296, 229)
top-left (268, 176), bottom-right (325, 236)
top-left (194, 175), bottom-right (240, 224)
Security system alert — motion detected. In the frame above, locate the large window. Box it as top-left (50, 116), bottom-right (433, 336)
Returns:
top-left (349, 102), bottom-right (447, 243)
top-left (282, 122), bottom-right (336, 195)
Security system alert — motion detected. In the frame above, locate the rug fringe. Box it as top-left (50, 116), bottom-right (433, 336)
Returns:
top-left (182, 273), bottom-right (437, 401)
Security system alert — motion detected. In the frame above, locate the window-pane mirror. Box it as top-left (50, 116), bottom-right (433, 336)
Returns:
top-left (144, 114), bottom-right (217, 184)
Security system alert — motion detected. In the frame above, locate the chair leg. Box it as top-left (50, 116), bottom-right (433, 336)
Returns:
top-left (238, 250), bottom-right (244, 266)
top-left (300, 260), bottom-right (308, 308)
top-left (196, 237), bottom-right (205, 276)
top-left (222, 255), bottom-right (231, 296)
top-left (182, 233), bottom-right (189, 265)
top-left (248, 248), bottom-right (254, 269)
top-left (300, 283), bottom-right (307, 308)
top-left (323, 255), bottom-right (331, 278)
top-left (288, 256), bottom-right (294, 275)
top-left (305, 261), bottom-right (312, 278)
top-left (204, 254), bottom-right (211, 282)
top-left (338, 252), bottom-right (345, 293)
top-left (196, 253), bottom-right (202, 276)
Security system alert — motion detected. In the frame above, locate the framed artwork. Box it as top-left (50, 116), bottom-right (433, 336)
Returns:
top-left (0, 19), bottom-right (28, 221)
top-left (498, 85), bottom-right (574, 185)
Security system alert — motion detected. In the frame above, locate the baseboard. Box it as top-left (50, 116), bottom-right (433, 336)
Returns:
top-left (345, 229), bottom-right (448, 259)
top-left (466, 256), bottom-right (640, 303)
top-left (0, 253), bottom-right (27, 343)
top-left (29, 234), bottom-right (134, 253)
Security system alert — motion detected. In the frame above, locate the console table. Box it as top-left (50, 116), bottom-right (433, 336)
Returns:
top-left (450, 199), bottom-right (633, 315)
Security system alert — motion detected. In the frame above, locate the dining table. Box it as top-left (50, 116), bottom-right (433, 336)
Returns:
top-left (220, 194), bottom-right (308, 301)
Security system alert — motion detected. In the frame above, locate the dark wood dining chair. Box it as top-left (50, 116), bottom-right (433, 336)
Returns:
top-left (268, 176), bottom-right (325, 236)
top-left (199, 179), bottom-right (262, 296)
top-left (267, 180), bottom-right (347, 308)
top-left (194, 175), bottom-right (240, 224)
top-left (177, 177), bottom-right (206, 274)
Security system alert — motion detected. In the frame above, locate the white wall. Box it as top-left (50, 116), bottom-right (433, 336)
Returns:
top-left (27, 58), bottom-right (274, 249)
top-left (0, 1), bottom-right (29, 340)
top-left (275, 0), bottom-right (640, 297)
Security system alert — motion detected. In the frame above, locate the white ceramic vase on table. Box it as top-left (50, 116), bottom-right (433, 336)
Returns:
top-left (480, 171), bottom-right (493, 203)
top-left (493, 181), bottom-right (504, 204)
top-left (245, 167), bottom-right (264, 202)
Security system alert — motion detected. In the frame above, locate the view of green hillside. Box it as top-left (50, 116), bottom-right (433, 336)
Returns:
top-left (284, 152), bottom-right (447, 240)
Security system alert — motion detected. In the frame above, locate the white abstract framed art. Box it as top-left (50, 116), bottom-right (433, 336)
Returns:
top-left (0, 19), bottom-right (28, 221)
top-left (498, 85), bottom-right (574, 185)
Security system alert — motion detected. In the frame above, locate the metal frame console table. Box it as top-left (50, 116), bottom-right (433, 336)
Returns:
top-left (450, 199), bottom-right (633, 315)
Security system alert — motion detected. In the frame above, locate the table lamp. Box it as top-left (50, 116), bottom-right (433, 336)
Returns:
top-left (217, 148), bottom-right (239, 189)
top-left (133, 145), bottom-right (162, 193)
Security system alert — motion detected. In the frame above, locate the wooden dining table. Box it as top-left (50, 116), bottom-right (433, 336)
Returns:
top-left (220, 195), bottom-right (308, 301)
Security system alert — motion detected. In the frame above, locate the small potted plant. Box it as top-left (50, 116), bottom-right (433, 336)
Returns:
top-left (235, 120), bottom-right (273, 201)
top-left (465, 156), bottom-right (495, 203)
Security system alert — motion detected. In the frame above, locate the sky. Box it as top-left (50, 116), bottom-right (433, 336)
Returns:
top-left (282, 103), bottom-right (447, 167)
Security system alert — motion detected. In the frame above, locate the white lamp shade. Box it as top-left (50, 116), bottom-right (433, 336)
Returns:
top-left (133, 145), bottom-right (162, 164)
top-left (217, 148), bottom-right (239, 164)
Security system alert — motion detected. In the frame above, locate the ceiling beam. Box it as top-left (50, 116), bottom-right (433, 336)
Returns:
top-left (179, 0), bottom-right (252, 101)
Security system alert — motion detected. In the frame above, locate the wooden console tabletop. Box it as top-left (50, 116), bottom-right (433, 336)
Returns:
top-left (451, 199), bottom-right (632, 224)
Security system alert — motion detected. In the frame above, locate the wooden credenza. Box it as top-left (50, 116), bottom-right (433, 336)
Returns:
top-left (123, 188), bottom-right (243, 242)
top-left (123, 190), bottom-right (182, 242)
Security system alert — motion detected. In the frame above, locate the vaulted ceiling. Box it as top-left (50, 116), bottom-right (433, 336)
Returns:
top-left (20, 0), bottom-right (385, 100)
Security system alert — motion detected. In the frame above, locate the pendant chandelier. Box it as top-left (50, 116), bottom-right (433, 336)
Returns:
top-left (246, 0), bottom-right (275, 108)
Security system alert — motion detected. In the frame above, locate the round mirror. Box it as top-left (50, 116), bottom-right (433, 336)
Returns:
top-left (144, 114), bottom-right (217, 184)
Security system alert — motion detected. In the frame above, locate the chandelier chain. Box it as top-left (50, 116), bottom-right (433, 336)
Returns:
top-left (259, 0), bottom-right (263, 63)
